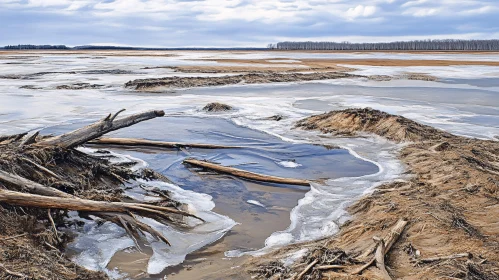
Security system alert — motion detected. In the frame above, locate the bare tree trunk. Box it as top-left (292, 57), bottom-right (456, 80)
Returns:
top-left (36, 109), bottom-right (165, 149)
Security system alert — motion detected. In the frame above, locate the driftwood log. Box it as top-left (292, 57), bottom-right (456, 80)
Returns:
top-left (352, 219), bottom-right (408, 275)
top-left (88, 137), bottom-right (241, 150)
top-left (0, 189), bottom-right (200, 220)
top-left (184, 158), bottom-right (311, 186)
top-left (36, 109), bottom-right (165, 149)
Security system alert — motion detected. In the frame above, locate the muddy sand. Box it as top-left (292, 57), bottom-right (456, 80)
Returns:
top-left (239, 108), bottom-right (499, 280)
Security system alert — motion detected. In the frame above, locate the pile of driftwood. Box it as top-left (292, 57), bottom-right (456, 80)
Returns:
top-left (0, 109), bottom-right (205, 245)
top-left (0, 109), bottom-right (210, 278)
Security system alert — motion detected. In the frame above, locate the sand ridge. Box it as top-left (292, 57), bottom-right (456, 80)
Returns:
top-left (242, 108), bottom-right (499, 280)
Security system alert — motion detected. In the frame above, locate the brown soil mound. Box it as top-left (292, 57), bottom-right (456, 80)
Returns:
top-left (56, 83), bottom-right (107, 90)
top-left (124, 72), bottom-right (360, 91)
top-left (244, 108), bottom-right (499, 280)
top-left (202, 102), bottom-right (233, 112)
top-left (296, 108), bottom-right (454, 142)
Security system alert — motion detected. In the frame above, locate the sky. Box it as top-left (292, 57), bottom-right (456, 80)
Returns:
top-left (0, 0), bottom-right (498, 47)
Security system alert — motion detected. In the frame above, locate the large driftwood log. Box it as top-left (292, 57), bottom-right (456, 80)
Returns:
top-left (352, 219), bottom-right (408, 275)
top-left (0, 189), bottom-right (201, 221)
top-left (88, 137), bottom-right (241, 149)
top-left (184, 159), bottom-right (311, 186)
top-left (36, 109), bottom-right (165, 149)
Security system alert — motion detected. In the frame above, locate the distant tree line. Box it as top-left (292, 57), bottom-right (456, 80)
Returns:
top-left (73, 45), bottom-right (267, 50)
top-left (268, 39), bottom-right (499, 51)
top-left (3, 44), bottom-right (69, 50)
top-left (1, 44), bottom-right (267, 51)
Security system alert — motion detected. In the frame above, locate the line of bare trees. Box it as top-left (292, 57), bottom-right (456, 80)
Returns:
top-left (4, 44), bottom-right (69, 50)
top-left (268, 39), bottom-right (499, 51)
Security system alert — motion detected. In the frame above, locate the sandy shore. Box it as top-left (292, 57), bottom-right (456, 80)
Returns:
top-left (241, 108), bottom-right (499, 279)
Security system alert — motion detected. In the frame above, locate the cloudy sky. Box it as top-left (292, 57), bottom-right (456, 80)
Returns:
top-left (1, 0), bottom-right (498, 47)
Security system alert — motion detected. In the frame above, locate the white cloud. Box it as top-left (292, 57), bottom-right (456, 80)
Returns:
top-left (410, 7), bottom-right (438, 17)
top-left (401, 0), bottom-right (429, 8)
top-left (346, 5), bottom-right (378, 19)
top-left (0, 0), bottom-right (498, 46)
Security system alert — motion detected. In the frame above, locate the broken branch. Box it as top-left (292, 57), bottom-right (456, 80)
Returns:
top-left (20, 158), bottom-right (61, 180)
top-left (374, 236), bottom-right (392, 280)
top-left (419, 253), bottom-right (471, 263)
top-left (315, 265), bottom-right (347, 270)
top-left (295, 259), bottom-right (318, 280)
top-left (19, 131), bottom-right (39, 147)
